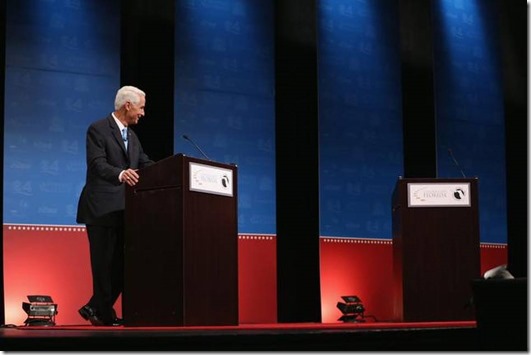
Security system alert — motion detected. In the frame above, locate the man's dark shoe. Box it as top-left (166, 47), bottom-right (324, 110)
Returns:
top-left (108, 317), bottom-right (123, 326)
top-left (78, 305), bottom-right (104, 326)
top-left (110, 309), bottom-right (123, 326)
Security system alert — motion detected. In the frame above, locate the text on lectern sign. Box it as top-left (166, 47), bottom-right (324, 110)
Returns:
top-left (407, 182), bottom-right (471, 207)
top-left (189, 162), bottom-right (233, 197)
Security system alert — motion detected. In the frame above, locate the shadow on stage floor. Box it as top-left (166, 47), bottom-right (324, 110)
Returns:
top-left (1, 321), bottom-right (482, 351)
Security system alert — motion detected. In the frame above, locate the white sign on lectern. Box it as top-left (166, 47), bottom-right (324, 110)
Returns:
top-left (407, 182), bottom-right (471, 207)
top-left (189, 162), bottom-right (233, 197)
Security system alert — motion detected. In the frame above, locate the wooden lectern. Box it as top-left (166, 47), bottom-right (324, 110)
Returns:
top-left (392, 177), bottom-right (480, 321)
top-left (123, 154), bottom-right (238, 326)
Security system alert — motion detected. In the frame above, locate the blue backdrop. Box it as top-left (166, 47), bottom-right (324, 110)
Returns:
top-left (174, 0), bottom-right (276, 234)
top-left (433, 0), bottom-right (507, 243)
top-left (318, 0), bottom-right (404, 239)
top-left (4, 0), bottom-right (120, 225)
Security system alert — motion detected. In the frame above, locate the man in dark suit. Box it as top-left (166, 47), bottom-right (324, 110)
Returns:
top-left (77, 85), bottom-right (154, 326)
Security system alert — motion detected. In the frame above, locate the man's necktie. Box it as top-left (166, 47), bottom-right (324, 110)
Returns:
top-left (122, 128), bottom-right (128, 150)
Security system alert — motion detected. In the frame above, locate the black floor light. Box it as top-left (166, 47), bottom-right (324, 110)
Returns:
top-left (22, 295), bottom-right (58, 326)
top-left (336, 295), bottom-right (365, 323)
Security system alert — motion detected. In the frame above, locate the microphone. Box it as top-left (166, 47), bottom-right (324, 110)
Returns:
top-left (447, 148), bottom-right (466, 178)
top-left (182, 134), bottom-right (211, 161)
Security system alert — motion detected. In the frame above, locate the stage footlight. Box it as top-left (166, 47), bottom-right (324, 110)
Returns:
top-left (336, 295), bottom-right (365, 323)
top-left (22, 295), bottom-right (58, 326)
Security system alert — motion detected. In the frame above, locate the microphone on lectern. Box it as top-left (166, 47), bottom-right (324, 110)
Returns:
top-left (182, 134), bottom-right (211, 161)
top-left (447, 148), bottom-right (466, 178)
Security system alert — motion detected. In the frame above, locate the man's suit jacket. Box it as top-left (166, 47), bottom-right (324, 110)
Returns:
top-left (77, 115), bottom-right (154, 226)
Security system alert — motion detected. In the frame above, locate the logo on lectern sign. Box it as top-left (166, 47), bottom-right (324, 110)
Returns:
top-left (407, 182), bottom-right (471, 207)
top-left (189, 162), bottom-right (233, 197)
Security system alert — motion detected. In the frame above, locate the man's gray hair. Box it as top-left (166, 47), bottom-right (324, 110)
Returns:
top-left (114, 86), bottom-right (146, 110)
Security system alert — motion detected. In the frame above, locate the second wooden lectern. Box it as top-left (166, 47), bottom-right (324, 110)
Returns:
top-left (123, 154), bottom-right (238, 326)
top-left (392, 177), bottom-right (480, 322)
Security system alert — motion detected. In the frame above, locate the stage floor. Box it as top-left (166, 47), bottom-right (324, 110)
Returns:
top-left (1, 321), bottom-right (480, 351)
